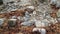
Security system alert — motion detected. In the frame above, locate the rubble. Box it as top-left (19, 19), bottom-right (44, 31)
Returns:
top-left (0, 0), bottom-right (60, 34)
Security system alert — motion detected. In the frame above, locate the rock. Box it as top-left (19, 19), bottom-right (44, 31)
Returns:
top-left (41, 19), bottom-right (50, 27)
top-left (10, 9), bottom-right (17, 11)
top-left (8, 19), bottom-right (17, 22)
top-left (38, 0), bottom-right (48, 3)
top-left (17, 16), bottom-right (24, 21)
top-left (21, 21), bottom-right (34, 26)
top-left (21, 13), bottom-right (35, 26)
top-left (50, 13), bottom-right (57, 18)
top-left (57, 9), bottom-right (60, 17)
top-left (50, 0), bottom-right (57, 5)
top-left (16, 32), bottom-right (23, 34)
top-left (35, 19), bottom-right (50, 27)
top-left (50, 0), bottom-right (60, 8)
top-left (31, 0), bottom-right (39, 6)
top-left (32, 28), bottom-right (40, 32)
top-left (3, 0), bottom-right (17, 4)
top-left (25, 6), bottom-right (35, 13)
top-left (0, 18), bottom-right (4, 25)
top-left (24, 11), bottom-right (31, 21)
top-left (40, 28), bottom-right (46, 34)
top-left (33, 11), bottom-right (36, 15)
top-left (56, 1), bottom-right (60, 8)
top-left (57, 17), bottom-right (60, 22)
top-left (11, 16), bottom-right (17, 19)
top-left (20, 0), bottom-right (31, 6)
top-left (48, 18), bottom-right (58, 24)
top-left (33, 28), bottom-right (46, 34)
top-left (26, 6), bottom-right (35, 10)
top-left (8, 19), bottom-right (17, 27)
top-left (35, 20), bottom-right (42, 27)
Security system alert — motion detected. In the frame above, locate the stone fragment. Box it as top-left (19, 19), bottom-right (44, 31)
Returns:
top-left (56, 1), bottom-right (60, 8)
top-left (10, 9), bottom-right (17, 11)
top-left (40, 28), bottom-right (46, 34)
top-left (34, 20), bottom-right (42, 27)
top-left (33, 28), bottom-right (46, 34)
top-left (21, 11), bottom-right (35, 26)
top-left (34, 19), bottom-right (50, 27)
top-left (57, 17), bottom-right (60, 22)
top-left (32, 28), bottom-right (40, 32)
top-left (21, 21), bottom-right (34, 26)
top-left (26, 6), bottom-right (35, 10)
top-left (50, 0), bottom-right (60, 8)
top-left (8, 19), bottom-right (17, 27)
top-left (41, 19), bottom-right (50, 27)
top-left (57, 9), bottom-right (60, 17)
top-left (20, 0), bottom-right (31, 6)
top-left (11, 16), bottom-right (17, 19)
top-left (0, 18), bottom-right (4, 25)
top-left (50, 0), bottom-right (57, 5)
top-left (48, 18), bottom-right (58, 24)
top-left (3, 0), bottom-right (17, 4)
top-left (50, 13), bottom-right (57, 18)
top-left (17, 16), bottom-right (24, 22)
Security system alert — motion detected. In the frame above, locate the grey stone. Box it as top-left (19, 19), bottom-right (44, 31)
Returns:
top-left (57, 9), bottom-right (60, 17)
top-left (0, 19), bottom-right (4, 25)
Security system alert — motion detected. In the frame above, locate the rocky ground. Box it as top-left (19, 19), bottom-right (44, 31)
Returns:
top-left (0, 0), bottom-right (60, 34)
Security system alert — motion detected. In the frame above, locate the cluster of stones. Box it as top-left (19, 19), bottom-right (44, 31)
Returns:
top-left (0, 0), bottom-right (60, 34)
